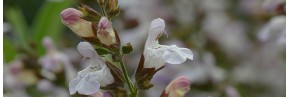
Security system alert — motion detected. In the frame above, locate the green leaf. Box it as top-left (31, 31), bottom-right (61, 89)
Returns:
top-left (3, 37), bottom-right (17, 62)
top-left (31, 0), bottom-right (74, 55)
top-left (95, 46), bottom-right (111, 55)
top-left (4, 7), bottom-right (31, 52)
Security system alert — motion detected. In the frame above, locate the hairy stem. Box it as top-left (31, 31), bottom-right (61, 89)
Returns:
top-left (119, 61), bottom-right (137, 97)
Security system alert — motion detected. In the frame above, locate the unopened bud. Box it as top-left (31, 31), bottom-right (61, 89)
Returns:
top-left (61, 8), bottom-right (95, 38)
top-left (42, 36), bottom-right (56, 53)
top-left (103, 91), bottom-right (113, 97)
top-left (225, 86), bottom-right (240, 97)
top-left (108, 8), bottom-right (120, 18)
top-left (263, 0), bottom-right (285, 14)
top-left (98, 0), bottom-right (104, 6)
top-left (106, 0), bottom-right (119, 17)
top-left (97, 17), bottom-right (117, 46)
top-left (106, 0), bottom-right (118, 9)
top-left (165, 76), bottom-right (190, 97)
top-left (79, 4), bottom-right (102, 22)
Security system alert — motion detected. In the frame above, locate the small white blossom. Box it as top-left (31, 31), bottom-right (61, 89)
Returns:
top-left (69, 42), bottom-right (114, 95)
top-left (39, 37), bottom-right (77, 82)
top-left (144, 18), bottom-right (193, 69)
top-left (257, 16), bottom-right (285, 44)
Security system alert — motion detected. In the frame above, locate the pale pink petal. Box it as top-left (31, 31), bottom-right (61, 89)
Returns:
top-left (69, 77), bottom-right (80, 95)
top-left (77, 42), bottom-right (97, 59)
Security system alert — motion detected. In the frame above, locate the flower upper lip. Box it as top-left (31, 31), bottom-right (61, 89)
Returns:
top-left (143, 18), bottom-right (193, 69)
top-left (61, 8), bottom-right (82, 24)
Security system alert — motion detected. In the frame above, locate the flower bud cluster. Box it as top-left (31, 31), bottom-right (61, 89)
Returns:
top-left (61, 2), bottom-right (126, 96)
top-left (61, 7), bottom-right (119, 47)
top-left (61, 1), bottom-right (193, 97)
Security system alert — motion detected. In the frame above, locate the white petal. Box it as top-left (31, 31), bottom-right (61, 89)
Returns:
top-left (82, 59), bottom-right (104, 69)
top-left (150, 18), bottom-right (165, 36)
top-left (94, 66), bottom-right (114, 86)
top-left (69, 77), bottom-right (80, 95)
top-left (146, 18), bottom-right (165, 47)
top-left (162, 49), bottom-right (187, 64)
top-left (162, 45), bottom-right (192, 64)
top-left (144, 47), bottom-right (166, 69)
top-left (179, 48), bottom-right (193, 60)
top-left (77, 76), bottom-right (100, 95)
top-left (257, 25), bottom-right (271, 42)
top-left (77, 42), bottom-right (97, 59)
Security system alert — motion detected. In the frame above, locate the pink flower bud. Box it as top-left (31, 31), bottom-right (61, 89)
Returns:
top-left (42, 36), bottom-right (56, 53)
top-left (9, 59), bottom-right (23, 75)
top-left (263, 0), bottom-right (285, 13)
top-left (103, 92), bottom-right (113, 97)
top-left (225, 86), bottom-right (240, 97)
top-left (98, 17), bottom-right (111, 29)
top-left (165, 76), bottom-right (190, 97)
top-left (97, 17), bottom-right (117, 46)
top-left (61, 8), bottom-right (95, 37)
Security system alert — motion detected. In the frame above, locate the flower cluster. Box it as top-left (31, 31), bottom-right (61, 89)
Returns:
top-left (60, 0), bottom-right (193, 97)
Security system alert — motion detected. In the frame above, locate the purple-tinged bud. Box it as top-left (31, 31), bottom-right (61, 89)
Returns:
top-left (42, 36), bottom-right (56, 53)
top-left (102, 92), bottom-right (113, 97)
top-left (165, 76), bottom-right (190, 97)
top-left (9, 59), bottom-right (23, 75)
top-left (225, 86), bottom-right (240, 97)
top-left (263, 0), bottom-right (285, 14)
top-left (98, 17), bottom-right (111, 29)
top-left (61, 8), bottom-right (95, 38)
top-left (97, 17), bottom-right (117, 46)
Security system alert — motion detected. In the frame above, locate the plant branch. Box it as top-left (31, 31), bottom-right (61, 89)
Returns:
top-left (119, 61), bottom-right (137, 97)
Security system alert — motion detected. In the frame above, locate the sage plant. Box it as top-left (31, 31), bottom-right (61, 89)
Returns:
top-left (60, 0), bottom-right (193, 96)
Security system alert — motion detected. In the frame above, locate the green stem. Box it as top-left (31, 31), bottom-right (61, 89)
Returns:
top-left (119, 61), bottom-right (136, 96)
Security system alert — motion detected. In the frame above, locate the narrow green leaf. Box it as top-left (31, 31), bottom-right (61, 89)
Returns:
top-left (3, 37), bottom-right (17, 62)
top-left (31, 0), bottom-right (75, 55)
top-left (4, 7), bottom-right (31, 52)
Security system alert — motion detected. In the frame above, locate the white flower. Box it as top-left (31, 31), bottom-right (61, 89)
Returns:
top-left (69, 42), bottom-right (114, 95)
top-left (143, 18), bottom-right (193, 69)
top-left (39, 37), bottom-right (77, 82)
top-left (257, 16), bottom-right (285, 44)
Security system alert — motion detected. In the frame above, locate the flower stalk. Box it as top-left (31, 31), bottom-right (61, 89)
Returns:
top-left (119, 60), bottom-right (137, 97)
